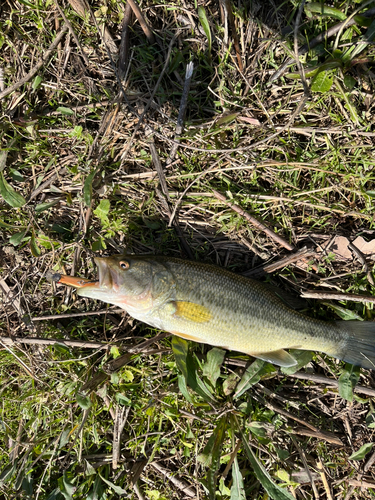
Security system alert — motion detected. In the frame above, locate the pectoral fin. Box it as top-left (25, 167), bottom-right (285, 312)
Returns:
top-left (172, 301), bottom-right (212, 323)
top-left (250, 349), bottom-right (297, 367)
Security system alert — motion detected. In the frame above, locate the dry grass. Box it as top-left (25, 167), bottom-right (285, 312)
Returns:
top-left (1, 0), bottom-right (375, 498)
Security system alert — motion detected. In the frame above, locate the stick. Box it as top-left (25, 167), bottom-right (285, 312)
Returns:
top-left (212, 190), bottom-right (295, 251)
top-left (167, 62), bottom-right (194, 162)
top-left (0, 24), bottom-right (69, 99)
top-left (287, 371), bottom-right (375, 398)
top-left (31, 309), bottom-right (125, 321)
top-left (118, 1), bottom-right (133, 78)
top-left (263, 246), bottom-right (315, 273)
top-left (300, 291), bottom-right (375, 304)
top-left (126, 0), bottom-right (155, 44)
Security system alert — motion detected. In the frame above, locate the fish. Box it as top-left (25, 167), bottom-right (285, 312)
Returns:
top-left (56, 254), bottom-right (375, 369)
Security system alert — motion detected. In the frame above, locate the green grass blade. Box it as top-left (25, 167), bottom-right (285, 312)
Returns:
top-left (238, 427), bottom-right (295, 500)
top-left (198, 6), bottom-right (212, 54)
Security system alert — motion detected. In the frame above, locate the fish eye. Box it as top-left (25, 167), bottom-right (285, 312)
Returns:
top-left (119, 260), bottom-right (129, 270)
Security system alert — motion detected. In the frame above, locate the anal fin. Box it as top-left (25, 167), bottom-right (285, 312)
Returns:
top-left (249, 349), bottom-right (297, 367)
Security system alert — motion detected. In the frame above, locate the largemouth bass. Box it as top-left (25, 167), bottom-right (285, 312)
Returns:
top-left (57, 254), bottom-right (375, 369)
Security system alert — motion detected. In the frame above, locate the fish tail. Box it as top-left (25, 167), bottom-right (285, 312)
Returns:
top-left (331, 321), bottom-right (375, 369)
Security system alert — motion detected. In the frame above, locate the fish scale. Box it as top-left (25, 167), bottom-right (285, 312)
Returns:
top-left (57, 254), bottom-right (375, 369)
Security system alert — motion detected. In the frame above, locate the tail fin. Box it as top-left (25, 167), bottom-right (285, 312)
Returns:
top-left (335, 321), bottom-right (375, 369)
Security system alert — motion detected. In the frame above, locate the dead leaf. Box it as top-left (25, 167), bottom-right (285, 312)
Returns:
top-left (319, 236), bottom-right (351, 261)
top-left (352, 236), bottom-right (375, 259)
top-left (238, 116), bottom-right (261, 126)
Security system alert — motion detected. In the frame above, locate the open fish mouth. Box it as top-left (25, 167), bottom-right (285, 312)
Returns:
top-left (94, 257), bottom-right (120, 291)
top-left (55, 257), bottom-right (118, 292)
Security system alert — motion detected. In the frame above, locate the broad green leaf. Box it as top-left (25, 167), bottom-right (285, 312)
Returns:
top-left (58, 472), bottom-right (76, 500)
top-left (223, 371), bottom-right (240, 396)
top-left (59, 429), bottom-right (70, 449)
top-left (305, 3), bottom-right (346, 20)
top-left (35, 200), bottom-right (59, 213)
top-left (10, 169), bottom-right (24, 182)
top-left (365, 190), bottom-right (375, 198)
top-left (99, 474), bottom-right (128, 494)
top-left (56, 106), bottom-right (74, 115)
top-left (0, 463), bottom-right (17, 484)
top-left (21, 475), bottom-right (33, 495)
top-left (239, 427), bottom-right (295, 500)
top-left (216, 113), bottom-right (239, 127)
top-left (311, 70), bottom-right (334, 93)
top-left (9, 231), bottom-right (27, 246)
top-left (32, 75), bottom-right (42, 90)
top-left (198, 6), bottom-right (212, 54)
top-left (0, 150), bottom-right (7, 173)
top-left (349, 442), bottom-right (373, 460)
top-left (0, 172), bottom-right (27, 207)
top-left (230, 457), bottom-right (246, 500)
top-left (172, 336), bottom-right (189, 380)
top-left (84, 168), bottom-right (98, 207)
top-left (177, 372), bottom-right (194, 403)
top-left (30, 231), bottom-right (41, 257)
top-left (324, 302), bottom-right (364, 321)
top-left (94, 199), bottom-right (110, 224)
top-left (69, 125), bottom-right (83, 138)
top-left (338, 364), bottom-right (361, 401)
top-left (344, 75), bottom-right (356, 90)
top-left (202, 347), bottom-right (225, 387)
top-left (76, 393), bottom-right (92, 409)
top-left (281, 350), bottom-right (313, 375)
top-left (234, 359), bottom-right (276, 399)
top-left (46, 488), bottom-right (61, 500)
top-left (172, 337), bottom-right (215, 402)
top-left (198, 416), bottom-right (227, 500)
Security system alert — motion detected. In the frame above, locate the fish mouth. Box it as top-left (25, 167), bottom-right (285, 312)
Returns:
top-left (56, 257), bottom-right (119, 293)
top-left (94, 257), bottom-right (120, 292)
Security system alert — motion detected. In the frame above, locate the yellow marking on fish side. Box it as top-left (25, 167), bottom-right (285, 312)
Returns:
top-left (172, 301), bottom-right (212, 323)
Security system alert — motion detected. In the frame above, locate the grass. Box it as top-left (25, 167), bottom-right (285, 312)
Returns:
top-left (1, 0), bottom-right (375, 498)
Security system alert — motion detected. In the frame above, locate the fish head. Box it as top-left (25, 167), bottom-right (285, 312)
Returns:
top-left (76, 255), bottom-right (157, 310)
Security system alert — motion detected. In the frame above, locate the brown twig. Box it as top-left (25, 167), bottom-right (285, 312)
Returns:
top-left (150, 462), bottom-right (196, 498)
top-left (0, 24), bottom-right (69, 100)
top-left (287, 371), bottom-right (375, 398)
top-left (0, 336), bottom-right (110, 349)
top-left (167, 61), bottom-right (194, 163)
top-left (149, 143), bottom-right (170, 202)
top-left (300, 290), bottom-right (375, 304)
top-left (31, 308), bottom-right (125, 321)
top-left (253, 390), bottom-right (342, 445)
top-left (263, 246), bottom-right (315, 273)
top-left (126, 0), bottom-right (155, 44)
top-left (118, 1), bottom-right (133, 78)
top-left (316, 461), bottom-right (334, 500)
top-left (212, 190), bottom-right (295, 251)
top-left (53, 1), bottom-right (90, 66)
